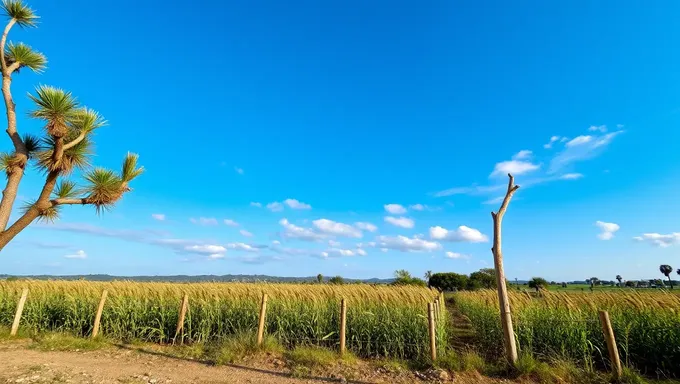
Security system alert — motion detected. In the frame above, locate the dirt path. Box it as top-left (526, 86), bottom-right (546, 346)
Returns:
top-left (0, 346), bottom-right (323, 384)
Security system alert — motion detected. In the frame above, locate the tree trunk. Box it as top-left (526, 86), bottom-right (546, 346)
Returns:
top-left (491, 174), bottom-right (520, 365)
top-left (0, 171), bottom-right (59, 251)
top-left (0, 74), bottom-right (27, 231)
top-left (668, 275), bottom-right (673, 290)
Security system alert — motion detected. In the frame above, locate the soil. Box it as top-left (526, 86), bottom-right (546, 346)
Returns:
top-left (0, 340), bottom-right (511, 384)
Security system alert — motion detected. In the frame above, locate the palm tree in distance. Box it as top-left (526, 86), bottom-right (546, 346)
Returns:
top-left (616, 275), bottom-right (623, 287)
top-left (659, 265), bottom-right (673, 289)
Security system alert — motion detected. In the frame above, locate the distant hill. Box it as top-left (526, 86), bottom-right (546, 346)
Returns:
top-left (0, 274), bottom-right (395, 284)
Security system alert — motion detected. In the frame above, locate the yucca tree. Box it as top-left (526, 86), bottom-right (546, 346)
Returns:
top-left (659, 265), bottom-right (673, 289)
top-left (0, 0), bottom-right (142, 251)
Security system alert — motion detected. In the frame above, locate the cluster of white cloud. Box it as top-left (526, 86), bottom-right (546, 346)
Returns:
top-left (633, 233), bottom-right (680, 247)
top-left (430, 225), bottom-right (488, 243)
top-left (376, 235), bottom-right (441, 252)
top-left (354, 222), bottom-right (378, 232)
top-left (595, 221), bottom-right (620, 240)
top-left (251, 198), bottom-right (313, 212)
top-left (445, 251), bottom-right (468, 259)
top-left (313, 219), bottom-right (363, 238)
top-left (384, 204), bottom-right (407, 214)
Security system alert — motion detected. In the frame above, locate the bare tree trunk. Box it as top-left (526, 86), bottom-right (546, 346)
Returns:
top-left (491, 173), bottom-right (520, 365)
top-left (0, 74), bottom-right (27, 231)
top-left (0, 171), bottom-right (59, 251)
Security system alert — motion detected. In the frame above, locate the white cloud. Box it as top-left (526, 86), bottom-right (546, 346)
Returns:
top-left (279, 218), bottom-right (325, 241)
top-left (234, 167), bottom-right (244, 175)
top-left (356, 248), bottom-right (367, 256)
top-left (376, 235), bottom-right (441, 252)
top-left (595, 221), bottom-right (620, 240)
top-left (566, 135), bottom-right (593, 147)
top-left (482, 196), bottom-right (504, 205)
top-left (250, 202), bottom-right (262, 208)
top-left (223, 219), bottom-right (239, 227)
top-left (239, 229), bottom-right (254, 237)
top-left (409, 204), bottom-right (438, 211)
top-left (380, 248), bottom-right (388, 253)
top-left (313, 219), bottom-right (362, 238)
top-left (560, 173), bottom-right (583, 180)
top-left (384, 216), bottom-right (415, 229)
top-left (512, 150), bottom-right (532, 160)
top-left (271, 240), bottom-right (281, 245)
top-left (384, 204), bottom-right (407, 214)
top-left (267, 202), bottom-right (284, 212)
top-left (549, 131), bottom-right (623, 173)
top-left (151, 214), bottom-right (166, 221)
top-left (588, 125), bottom-right (607, 133)
top-left (354, 222), bottom-right (377, 232)
top-left (64, 250), bottom-right (87, 259)
top-left (633, 233), bottom-right (680, 247)
top-left (543, 136), bottom-right (564, 149)
top-left (490, 160), bottom-right (540, 178)
top-left (226, 242), bottom-right (258, 252)
top-left (185, 244), bottom-right (226, 254)
top-left (326, 248), bottom-right (356, 257)
top-left (434, 184), bottom-right (505, 198)
top-left (430, 225), bottom-right (488, 243)
top-left (284, 199), bottom-right (312, 210)
top-left (190, 217), bottom-right (219, 226)
top-left (328, 240), bottom-right (341, 247)
top-left (445, 251), bottom-right (468, 259)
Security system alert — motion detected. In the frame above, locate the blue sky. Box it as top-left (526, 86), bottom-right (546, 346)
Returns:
top-left (3, 0), bottom-right (680, 281)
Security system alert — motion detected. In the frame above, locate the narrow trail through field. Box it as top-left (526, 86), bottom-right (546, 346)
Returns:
top-left (444, 296), bottom-right (476, 350)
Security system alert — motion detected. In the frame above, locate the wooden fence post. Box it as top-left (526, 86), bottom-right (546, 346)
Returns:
top-left (257, 293), bottom-right (268, 346)
top-left (10, 288), bottom-right (28, 336)
top-left (92, 290), bottom-right (108, 338)
top-left (598, 310), bottom-right (622, 379)
top-left (427, 302), bottom-right (437, 361)
top-left (339, 298), bottom-right (347, 355)
top-left (174, 293), bottom-right (189, 344)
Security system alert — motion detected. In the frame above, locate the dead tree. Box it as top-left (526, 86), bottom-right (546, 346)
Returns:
top-left (491, 173), bottom-right (519, 364)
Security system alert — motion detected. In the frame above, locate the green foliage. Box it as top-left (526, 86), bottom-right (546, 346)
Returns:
top-left (429, 272), bottom-right (469, 291)
top-left (53, 179), bottom-right (78, 199)
top-left (468, 269), bottom-right (496, 290)
top-left (328, 276), bottom-right (344, 285)
top-left (528, 277), bottom-right (549, 292)
top-left (391, 270), bottom-right (426, 287)
top-left (4, 41), bottom-right (45, 72)
top-left (1, 0), bottom-right (38, 28)
top-left (316, 274), bottom-right (323, 283)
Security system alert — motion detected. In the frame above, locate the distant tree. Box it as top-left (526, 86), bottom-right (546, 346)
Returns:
top-left (0, 1), bottom-right (144, 251)
top-left (429, 272), bottom-right (468, 292)
top-left (528, 277), bottom-right (548, 292)
top-left (329, 276), bottom-right (344, 285)
top-left (549, 281), bottom-right (556, 285)
top-left (392, 270), bottom-right (426, 287)
top-left (561, 282), bottom-right (567, 288)
top-left (467, 268), bottom-right (496, 290)
top-left (616, 275), bottom-right (623, 286)
top-left (424, 270), bottom-right (432, 286)
top-left (625, 281), bottom-right (636, 288)
top-left (316, 274), bottom-right (323, 284)
top-left (659, 265), bottom-right (673, 289)
top-left (677, 269), bottom-right (680, 276)
top-left (590, 277), bottom-right (599, 287)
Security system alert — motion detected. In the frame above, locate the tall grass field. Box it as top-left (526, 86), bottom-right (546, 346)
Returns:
top-left (0, 280), bottom-right (446, 360)
top-left (453, 289), bottom-right (680, 377)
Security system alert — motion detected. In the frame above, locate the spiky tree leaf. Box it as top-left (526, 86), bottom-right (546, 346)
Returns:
top-left (21, 132), bottom-right (40, 157)
top-left (5, 42), bottom-right (45, 72)
top-left (121, 152), bottom-right (144, 183)
top-left (53, 179), bottom-right (78, 199)
top-left (28, 85), bottom-right (79, 137)
top-left (37, 133), bottom-right (93, 174)
top-left (69, 108), bottom-right (106, 133)
top-left (20, 199), bottom-right (60, 223)
top-left (0, 151), bottom-right (11, 175)
top-left (1, 0), bottom-right (38, 28)
top-left (83, 168), bottom-right (123, 213)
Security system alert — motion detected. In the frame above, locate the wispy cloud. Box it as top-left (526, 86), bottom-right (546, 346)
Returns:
top-left (64, 250), bottom-right (87, 259)
top-left (190, 217), bottom-right (219, 226)
top-left (375, 235), bottom-right (441, 253)
top-left (313, 219), bottom-right (363, 238)
top-left (279, 218), bottom-right (325, 241)
top-left (384, 204), bottom-right (407, 214)
top-left (633, 232), bottom-right (680, 247)
top-left (151, 214), bottom-right (166, 221)
top-left (354, 222), bottom-right (377, 232)
top-left (549, 130), bottom-right (623, 173)
top-left (223, 219), bottom-right (239, 227)
top-left (250, 202), bottom-right (262, 208)
top-left (284, 199), bottom-right (312, 210)
top-left (239, 229), bottom-right (254, 237)
top-left (445, 251), bottom-right (469, 259)
top-left (234, 167), bottom-right (244, 175)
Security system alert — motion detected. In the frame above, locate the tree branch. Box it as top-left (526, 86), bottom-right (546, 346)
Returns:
top-left (0, 18), bottom-right (16, 74)
top-left (63, 130), bottom-right (86, 150)
top-left (51, 197), bottom-right (89, 206)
